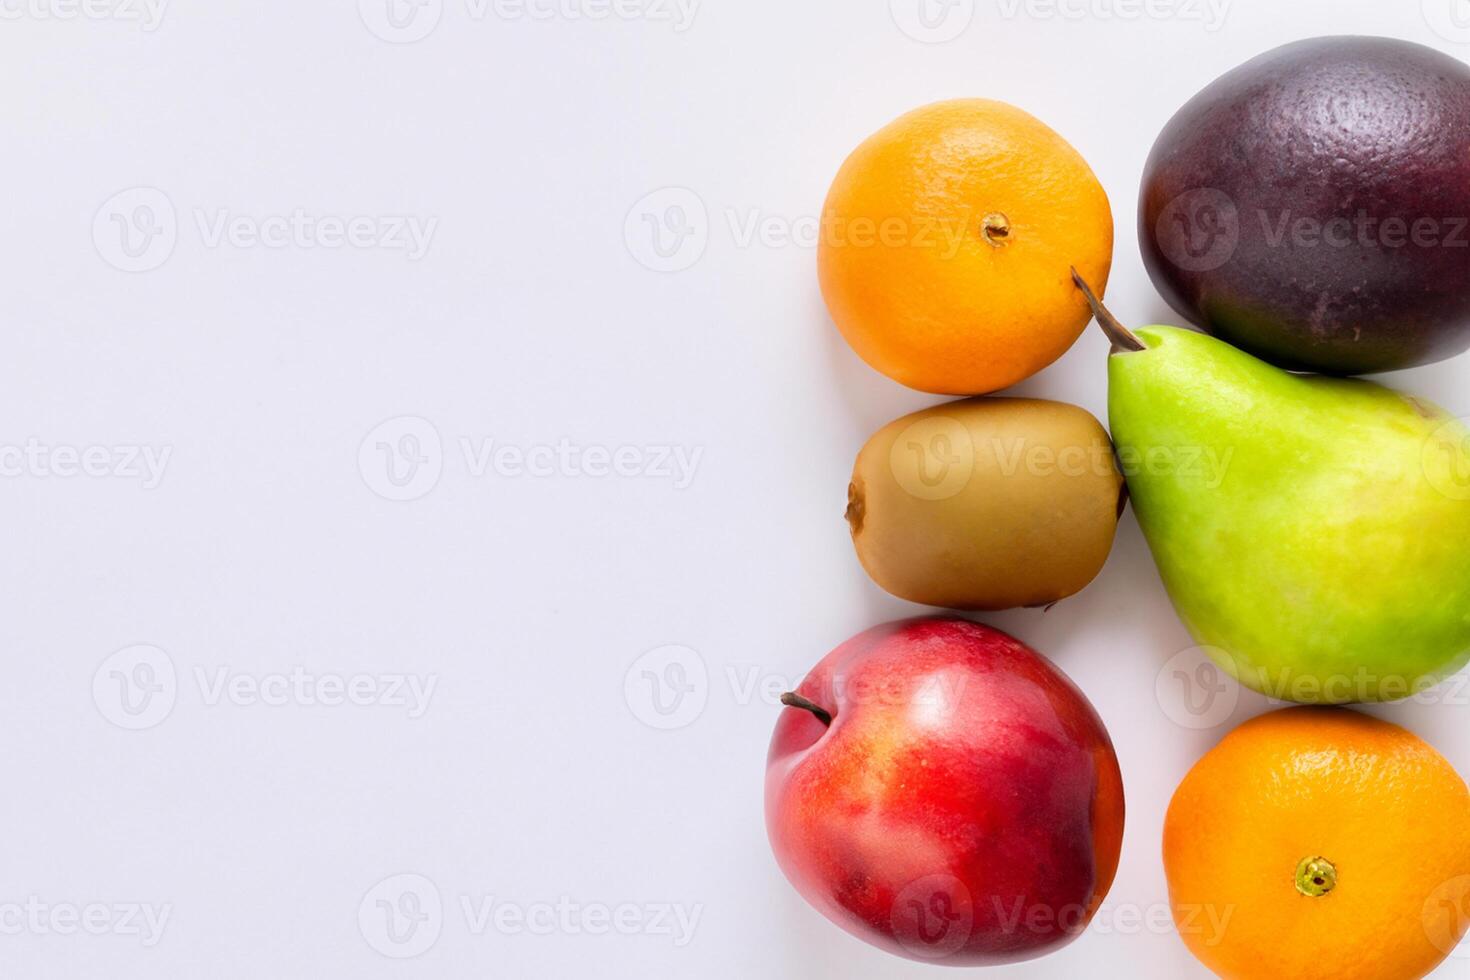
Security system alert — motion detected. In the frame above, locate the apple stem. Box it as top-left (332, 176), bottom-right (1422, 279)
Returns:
top-left (780, 692), bottom-right (832, 727)
top-left (1071, 268), bottom-right (1145, 354)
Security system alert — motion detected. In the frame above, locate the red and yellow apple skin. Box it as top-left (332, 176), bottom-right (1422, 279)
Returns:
top-left (764, 618), bottom-right (1124, 966)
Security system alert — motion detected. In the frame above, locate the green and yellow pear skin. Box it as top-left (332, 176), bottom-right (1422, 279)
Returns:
top-left (1083, 280), bottom-right (1470, 703)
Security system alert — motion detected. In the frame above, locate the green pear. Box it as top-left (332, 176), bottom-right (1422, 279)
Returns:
top-left (1074, 272), bottom-right (1470, 704)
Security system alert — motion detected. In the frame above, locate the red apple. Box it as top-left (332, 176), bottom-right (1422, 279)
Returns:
top-left (765, 617), bottom-right (1124, 966)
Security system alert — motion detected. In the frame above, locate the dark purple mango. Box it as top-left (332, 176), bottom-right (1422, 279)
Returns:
top-left (1140, 36), bottom-right (1470, 375)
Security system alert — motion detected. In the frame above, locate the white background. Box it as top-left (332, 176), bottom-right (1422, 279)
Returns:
top-left (0, 0), bottom-right (1468, 976)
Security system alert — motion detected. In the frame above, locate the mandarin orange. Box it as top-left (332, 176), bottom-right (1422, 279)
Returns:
top-left (818, 99), bottom-right (1113, 394)
top-left (1164, 708), bottom-right (1470, 980)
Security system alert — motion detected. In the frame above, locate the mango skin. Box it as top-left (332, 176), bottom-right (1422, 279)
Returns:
top-left (1110, 325), bottom-right (1470, 703)
top-left (848, 397), bottom-right (1124, 611)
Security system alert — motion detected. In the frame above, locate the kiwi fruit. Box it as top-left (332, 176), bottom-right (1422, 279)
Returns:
top-left (847, 397), bottom-right (1124, 610)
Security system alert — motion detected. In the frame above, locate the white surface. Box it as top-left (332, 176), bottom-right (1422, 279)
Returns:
top-left (0, 1), bottom-right (1467, 977)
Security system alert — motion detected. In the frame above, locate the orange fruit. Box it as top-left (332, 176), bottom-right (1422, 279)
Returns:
top-left (818, 99), bottom-right (1113, 395)
top-left (1163, 707), bottom-right (1470, 980)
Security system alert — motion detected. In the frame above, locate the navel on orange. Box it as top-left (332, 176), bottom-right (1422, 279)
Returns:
top-left (817, 99), bottom-right (1113, 395)
top-left (1164, 708), bottom-right (1470, 980)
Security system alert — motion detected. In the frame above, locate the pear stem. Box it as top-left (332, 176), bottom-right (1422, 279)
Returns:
top-left (1071, 268), bottom-right (1145, 354)
top-left (780, 692), bottom-right (832, 727)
